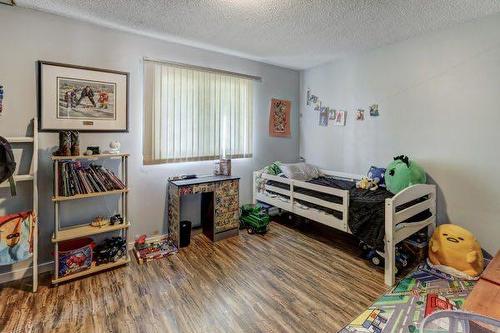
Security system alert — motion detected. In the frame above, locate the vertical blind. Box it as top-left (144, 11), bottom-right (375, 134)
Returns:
top-left (143, 60), bottom-right (254, 164)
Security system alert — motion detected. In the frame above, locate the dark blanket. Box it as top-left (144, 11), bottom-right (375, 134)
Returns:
top-left (304, 177), bottom-right (393, 249)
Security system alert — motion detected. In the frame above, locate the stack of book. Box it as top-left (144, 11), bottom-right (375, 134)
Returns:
top-left (58, 161), bottom-right (125, 197)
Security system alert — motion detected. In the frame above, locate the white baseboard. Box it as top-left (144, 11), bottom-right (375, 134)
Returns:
top-left (0, 261), bottom-right (53, 285)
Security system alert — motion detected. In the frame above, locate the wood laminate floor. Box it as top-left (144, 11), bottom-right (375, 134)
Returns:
top-left (0, 221), bottom-right (387, 333)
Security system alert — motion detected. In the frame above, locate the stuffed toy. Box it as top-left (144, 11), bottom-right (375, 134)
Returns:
top-left (428, 224), bottom-right (484, 278)
top-left (384, 155), bottom-right (426, 194)
top-left (367, 166), bottom-right (386, 187)
top-left (356, 177), bottom-right (379, 191)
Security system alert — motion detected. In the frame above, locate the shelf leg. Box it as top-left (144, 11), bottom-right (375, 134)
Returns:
top-left (54, 201), bottom-right (60, 282)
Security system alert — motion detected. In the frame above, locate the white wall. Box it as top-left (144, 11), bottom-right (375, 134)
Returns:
top-left (0, 6), bottom-right (300, 276)
top-left (300, 13), bottom-right (500, 254)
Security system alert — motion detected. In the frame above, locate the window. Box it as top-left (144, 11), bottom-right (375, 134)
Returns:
top-left (143, 60), bottom-right (254, 164)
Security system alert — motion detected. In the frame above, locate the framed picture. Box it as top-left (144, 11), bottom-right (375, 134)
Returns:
top-left (38, 61), bottom-right (129, 132)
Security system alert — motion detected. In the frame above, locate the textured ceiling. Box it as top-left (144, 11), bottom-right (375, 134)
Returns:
top-left (15, 0), bottom-right (500, 69)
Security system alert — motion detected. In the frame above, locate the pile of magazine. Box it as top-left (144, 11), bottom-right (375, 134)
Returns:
top-left (58, 161), bottom-right (125, 196)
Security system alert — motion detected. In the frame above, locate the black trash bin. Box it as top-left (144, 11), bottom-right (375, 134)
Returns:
top-left (180, 220), bottom-right (192, 248)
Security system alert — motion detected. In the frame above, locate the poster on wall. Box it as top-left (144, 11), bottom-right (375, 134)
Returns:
top-left (269, 98), bottom-right (291, 137)
top-left (334, 110), bottom-right (347, 126)
top-left (356, 109), bottom-right (365, 120)
top-left (38, 61), bottom-right (129, 132)
top-left (319, 107), bottom-right (329, 127)
top-left (369, 104), bottom-right (379, 117)
top-left (327, 109), bottom-right (337, 127)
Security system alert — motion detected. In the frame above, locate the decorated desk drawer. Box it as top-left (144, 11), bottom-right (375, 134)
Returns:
top-left (215, 211), bottom-right (239, 233)
top-left (215, 195), bottom-right (239, 214)
top-left (192, 182), bottom-right (216, 194)
top-left (215, 180), bottom-right (239, 197)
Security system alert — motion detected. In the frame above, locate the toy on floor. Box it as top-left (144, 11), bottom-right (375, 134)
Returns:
top-left (359, 241), bottom-right (410, 274)
top-left (428, 224), bottom-right (484, 278)
top-left (384, 155), bottom-right (426, 194)
top-left (367, 248), bottom-right (410, 274)
top-left (240, 204), bottom-right (270, 234)
top-left (94, 237), bottom-right (126, 266)
top-left (134, 234), bottom-right (178, 264)
top-left (356, 177), bottom-right (379, 191)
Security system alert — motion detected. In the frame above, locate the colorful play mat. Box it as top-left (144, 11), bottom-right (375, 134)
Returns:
top-left (340, 261), bottom-right (484, 333)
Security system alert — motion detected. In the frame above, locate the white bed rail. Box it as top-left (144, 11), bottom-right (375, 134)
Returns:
top-left (384, 184), bottom-right (436, 286)
top-left (253, 171), bottom-right (349, 230)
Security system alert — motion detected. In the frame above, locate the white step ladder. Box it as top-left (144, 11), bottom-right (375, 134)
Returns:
top-left (1, 117), bottom-right (38, 292)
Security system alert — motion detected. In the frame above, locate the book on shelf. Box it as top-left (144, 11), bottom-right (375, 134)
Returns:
top-left (58, 161), bottom-right (125, 197)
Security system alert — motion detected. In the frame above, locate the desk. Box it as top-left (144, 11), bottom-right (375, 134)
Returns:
top-left (167, 176), bottom-right (240, 247)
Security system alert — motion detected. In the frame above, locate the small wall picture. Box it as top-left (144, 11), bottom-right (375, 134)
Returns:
top-left (369, 104), bottom-right (379, 117)
top-left (38, 61), bottom-right (129, 132)
top-left (314, 100), bottom-right (322, 111)
top-left (307, 90), bottom-right (319, 106)
top-left (328, 108), bottom-right (336, 120)
top-left (269, 98), bottom-right (291, 137)
top-left (319, 107), bottom-right (329, 127)
top-left (327, 109), bottom-right (336, 127)
top-left (306, 89), bottom-right (311, 106)
top-left (356, 109), bottom-right (365, 121)
top-left (334, 110), bottom-right (346, 126)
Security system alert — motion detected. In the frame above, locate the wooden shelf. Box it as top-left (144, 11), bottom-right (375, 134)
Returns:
top-left (51, 149), bottom-right (129, 285)
top-left (6, 137), bottom-right (34, 143)
top-left (51, 257), bottom-right (129, 284)
top-left (0, 174), bottom-right (34, 188)
top-left (51, 153), bottom-right (129, 161)
top-left (52, 188), bottom-right (129, 202)
top-left (52, 222), bottom-right (130, 243)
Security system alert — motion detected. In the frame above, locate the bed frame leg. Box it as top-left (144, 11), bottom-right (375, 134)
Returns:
top-left (384, 199), bottom-right (395, 287)
top-left (384, 239), bottom-right (395, 286)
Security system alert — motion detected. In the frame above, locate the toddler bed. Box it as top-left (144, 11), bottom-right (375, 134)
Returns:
top-left (253, 168), bottom-right (436, 286)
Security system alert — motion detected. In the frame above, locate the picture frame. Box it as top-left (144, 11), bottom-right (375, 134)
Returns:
top-left (38, 61), bottom-right (129, 132)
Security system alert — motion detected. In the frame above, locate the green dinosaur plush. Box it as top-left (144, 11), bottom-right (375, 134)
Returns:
top-left (384, 155), bottom-right (426, 194)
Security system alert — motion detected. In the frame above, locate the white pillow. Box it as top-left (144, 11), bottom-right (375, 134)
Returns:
top-left (280, 163), bottom-right (321, 181)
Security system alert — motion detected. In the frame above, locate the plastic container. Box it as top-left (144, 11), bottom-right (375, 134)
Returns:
top-left (58, 237), bottom-right (95, 277)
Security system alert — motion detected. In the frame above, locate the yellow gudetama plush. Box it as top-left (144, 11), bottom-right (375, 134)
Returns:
top-left (428, 224), bottom-right (484, 277)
